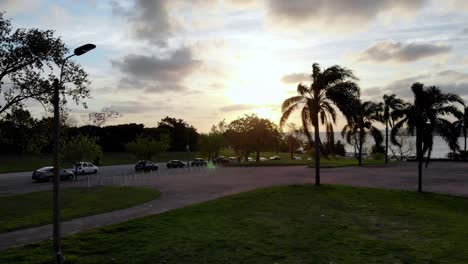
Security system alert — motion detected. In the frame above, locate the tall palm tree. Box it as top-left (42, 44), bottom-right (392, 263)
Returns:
top-left (454, 107), bottom-right (468, 155)
top-left (382, 94), bottom-right (407, 164)
top-left (280, 63), bottom-right (360, 185)
top-left (392, 83), bottom-right (463, 192)
top-left (342, 100), bottom-right (383, 166)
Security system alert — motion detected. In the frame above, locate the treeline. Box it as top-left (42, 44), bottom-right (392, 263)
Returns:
top-left (0, 111), bottom-right (198, 155)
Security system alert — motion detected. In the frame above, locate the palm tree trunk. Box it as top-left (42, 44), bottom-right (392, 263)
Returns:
top-left (314, 120), bottom-right (320, 185)
top-left (256, 151), bottom-right (260, 162)
top-left (358, 129), bottom-right (363, 166)
top-left (385, 121), bottom-right (389, 164)
top-left (416, 125), bottom-right (423, 192)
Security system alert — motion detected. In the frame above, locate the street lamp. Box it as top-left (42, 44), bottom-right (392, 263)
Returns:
top-left (52, 43), bottom-right (96, 264)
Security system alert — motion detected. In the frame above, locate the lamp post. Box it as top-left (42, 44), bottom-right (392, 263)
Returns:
top-left (52, 43), bottom-right (95, 264)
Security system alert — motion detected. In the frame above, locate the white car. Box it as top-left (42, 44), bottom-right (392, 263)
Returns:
top-left (292, 156), bottom-right (303, 160)
top-left (259, 157), bottom-right (267, 161)
top-left (247, 157), bottom-right (255, 162)
top-left (74, 162), bottom-right (99, 175)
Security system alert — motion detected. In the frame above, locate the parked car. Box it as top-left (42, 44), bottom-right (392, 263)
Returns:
top-left (247, 157), bottom-right (255, 162)
top-left (32, 167), bottom-right (74, 182)
top-left (228, 157), bottom-right (238, 162)
top-left (74, 162), bottom-right (99, 175)
top-left (292, 156), bottom-right (302, 160)
top-left (270, 156), bottom-right (281, 160)
top-left (135, 160), bottom-right (159, 172)
top-left (167, 160), bottom-right (186, 168)
top-left (213, 156), bottom-right (230, 165)
top-left (259, 157), bottom-right (267, 161)
top-left (191, 158), bottom-right (207, 166)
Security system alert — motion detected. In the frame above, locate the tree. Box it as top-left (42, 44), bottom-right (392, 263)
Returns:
top-left (280, 63), bottom-right (359, 184)
top-left (157, 117), bottom-right (198, 151)
top-left (454, 107), bottom-right (468, 157)
top-left (389, 133), bottom-right (415, 161)
top-left (126, 135), bottom-right (169, 160)
top-left (226, 114), bottom-right (280, 161)
top-left (392, 83), bottom-right (463, 192)
top-left (87, 107), bottom-right (121, 127)
top-left (342, 100), bottom-right (383, 166)
top-left (382, 94), bottom-right (407, 164)
top-left (199, 121), bottom-right (227, 161)
top-left (61, 135), bottom-right (103, 166)
top-left (283, 123), bottom-right (303, 160)
top-left (0, 12), bottom-right (91, 115)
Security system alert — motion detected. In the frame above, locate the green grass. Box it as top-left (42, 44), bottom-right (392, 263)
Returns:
top-left (0, 186), bottom-right (160, 233)
top-left (226, 157), bottom-right (386, 167)
top-left (2, 185), bottom-right (468, 263)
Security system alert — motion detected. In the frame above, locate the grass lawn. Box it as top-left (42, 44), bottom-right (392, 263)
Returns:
top-left (226, 157), bottom-right (386, 167)
top-left (0, 186), bottom-right (160, 233)
top-left (2, 185), bottom-right (468, 263)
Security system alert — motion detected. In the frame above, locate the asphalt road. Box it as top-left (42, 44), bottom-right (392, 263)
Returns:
top-left (0, 162), bottom-right (194, 195)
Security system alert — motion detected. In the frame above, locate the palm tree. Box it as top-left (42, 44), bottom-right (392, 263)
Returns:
top-left (392, 83), bottom-right (463, 192)
top-left (382, 94), bottom-right (407, 164)
top-left (454, 107), bottom-right (468, 156)
top-left (280, 63), bottom-right (360, 185)
top-left (342, 100), bottom-right (383, 166)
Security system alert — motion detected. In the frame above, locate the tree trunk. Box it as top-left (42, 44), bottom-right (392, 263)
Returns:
top-left (416, 125), bottom-right (423, 192)
top-left (314, 120), bottom-right (320, 185)
top-left (385, 120), bottom-right (389, 164)
top-left (256, 151), bottom-right (260, 162)
top-left (464, 127), bottom-right (467, 153)
top-left (290, 144), bottom-right (294, 160)
top-left (358, 129), bottom-right (363, 167)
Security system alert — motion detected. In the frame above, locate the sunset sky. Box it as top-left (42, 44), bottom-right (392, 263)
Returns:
top-left (3, 0), bottom-right (468, 132)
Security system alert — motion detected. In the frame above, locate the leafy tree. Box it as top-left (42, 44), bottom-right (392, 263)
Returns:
top-left (226, 114), bottom-right (280, 162)
top-left (126, 135), bottom-right (169, 160)
top-left (334, 140), bottom-right (346, 157)
top-left (280, 63), bottom-right (359, 184)
top-left (342, 100), bottom-right (383, 166)
top-left (199, 121), bottom-right (227, 161)
top-left (157, 116), bottom-right (198, 151)
top-left (392, 83), bottom-right (463, 192)
top-left (454, 107), bottom-right (468, 156)
top-left (283, 124), bottom-right (303, 160)
top-left (61, 135), bottom-right (103, 166)
top-left (87, 107), bottom-right (121, 127)
top-left (0, 12), bottom-right (91, 115)
top-left (382, 94), bottom-right (407, 164)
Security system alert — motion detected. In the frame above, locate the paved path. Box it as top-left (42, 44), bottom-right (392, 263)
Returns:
top-left (1, 161), bottom-right (468, 250)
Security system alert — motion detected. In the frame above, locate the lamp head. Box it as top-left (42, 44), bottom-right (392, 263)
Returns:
top-left (74, 44), bottom-right (96, 56)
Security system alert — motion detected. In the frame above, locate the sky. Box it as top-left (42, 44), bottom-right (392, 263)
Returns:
top-left (2, 0), bottom-right (468, 132)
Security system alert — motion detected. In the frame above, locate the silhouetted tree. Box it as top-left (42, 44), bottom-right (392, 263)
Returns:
top-left (199, 121), bottom-right (227, 161)
top-left (280, 63), bottom-right (359, 184)
top-left (61, 135), bottom-right (102, 166)
top-left (454, 107), bottom-right (468, 156)
top-left (226, 115), bottom-right (280, 161)
top-left (126, 135), bottom-right (170, 160)
top-left (283, 123), bottom-right (303, 160)
top-left (392, 83), bottom-right (463, 192)
top-left (342, 100), bottom-right (383, 166)
top-left (0, 12), bottom-right (91, 115)
top-left (87, 107), bottom-right (121, 127)
top-left (382, 94), bottom-right (407, 164)
top-left (157, 117), bottom-right (198, 151)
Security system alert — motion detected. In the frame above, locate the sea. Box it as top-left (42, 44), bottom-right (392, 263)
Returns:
top-left (320, 132), bottom-right (465, 159)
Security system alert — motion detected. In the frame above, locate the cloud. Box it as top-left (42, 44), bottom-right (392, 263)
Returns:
top-left (112, 0), bottom-right (172, 46)
top-left (281, 73), bottom-right (310, 84)
top-left (362, 70), bottom-right (468, 101)
top-left (108, 100), bottom-right (171, 114)
top-left (220, 104), bottom-right (255, 112)
top-left (266, 0), bottom-right (427, 31)
top-left (111, 47), bottom-right (201, 93)
top-left (462, 28), bottom-right (468, 35)
top-left (358, 41), bottom-right (451, 63)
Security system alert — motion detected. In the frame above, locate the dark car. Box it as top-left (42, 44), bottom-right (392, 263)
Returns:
top-left (32, 167), bottom-right (74, 182)
top-left (167, 160), bottom-right (186, 169)
top-left (135, 160), bottom-right (159, 172)
top-left (191, 158), bottom-right (207, 167)
top-left (213, 156), bottom-right (230, 165)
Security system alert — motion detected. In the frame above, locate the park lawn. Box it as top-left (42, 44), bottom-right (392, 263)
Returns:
top-left (226, 157), bottom-right (386, 167)
top-left (1, 185), bottom-right (468, 263)
top-left (0, 186), bottom-right (160, 233)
